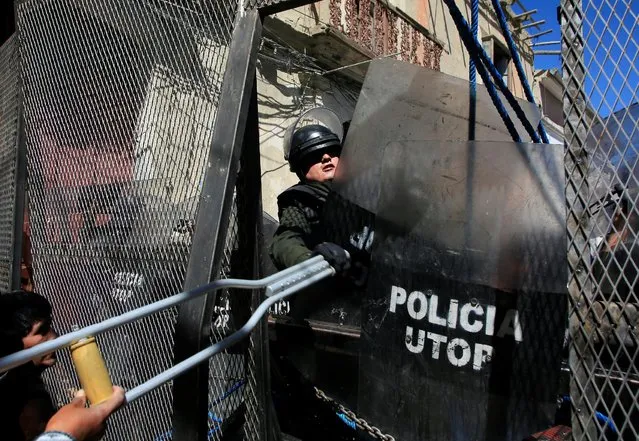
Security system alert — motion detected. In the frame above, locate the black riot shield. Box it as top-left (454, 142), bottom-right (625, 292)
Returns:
top-left (270, 58), bottom-right (565, 440)
top-left (271, 58), bottom-right (543, 333)
top-left (352, 140), bottom-right (566, 441)
top-left (321, 59), bottom-right (566, 441)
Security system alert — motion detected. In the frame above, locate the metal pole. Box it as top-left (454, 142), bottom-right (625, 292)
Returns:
top-left (0, 256), bottom-right (330, 373)
top-left (517, 19), bottom-right (546, 30)
top-left (126, 266), bottom-right (334, 403)
top-left (533, 50), bottom-right (561, 55)
top-left (170, 10), bottom-right (263, 441)
top-left (512, 9), bottom-right (537, 20)
top-left (523, 29), bottom-right (554, 40)
top-left (532, 41), bottom-right (561, 47)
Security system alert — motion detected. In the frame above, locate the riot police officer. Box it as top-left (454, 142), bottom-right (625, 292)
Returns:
top-left (269, 114), bottom-right (350, 273)
top-left (268, 111), bottom-right (373, 440)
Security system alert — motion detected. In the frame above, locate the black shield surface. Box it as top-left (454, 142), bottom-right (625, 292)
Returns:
top-left (357, 140), bottom-right (566, 441)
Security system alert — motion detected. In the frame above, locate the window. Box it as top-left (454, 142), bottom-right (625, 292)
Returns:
top-left (493, 42), bottom-right (510, 85)
top-left (482, 36), bottom-right (511, 86)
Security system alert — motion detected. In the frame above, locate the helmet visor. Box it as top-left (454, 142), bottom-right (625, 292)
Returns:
top-left (283, 107), bottom-right (344, 160)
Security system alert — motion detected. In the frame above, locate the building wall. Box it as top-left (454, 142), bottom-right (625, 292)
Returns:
top-left (540, 83), bottom-right (563, 127)
top-left (534, 69), bottom-right (564, 145)
top-left (325, 0), bottom-right (442, 70)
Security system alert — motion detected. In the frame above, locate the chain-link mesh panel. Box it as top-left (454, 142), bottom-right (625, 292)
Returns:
top-left (562, 0), bottom-right (639, 440)
top-left (205, 120), bottom-right (268, 441)
top-left (0, 35), bottom-right (20, 292)
top-left (16, 0), bottom-right (239, 439)
top-left (206, 201), bottom-right (247, 440)
top-left (242, 318), bottom-right (265, 441)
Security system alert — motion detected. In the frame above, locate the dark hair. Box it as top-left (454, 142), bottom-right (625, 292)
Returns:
top-left (0, 291), bottom-right (52, 357)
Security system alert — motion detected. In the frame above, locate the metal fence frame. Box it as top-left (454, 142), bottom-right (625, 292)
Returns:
top-left (562, 0), bottom-right (639, 439)
top-left (9, 1), bottom-right (321, 440)
top-left (14, 0), bottom-right (267, 439)
top-left (0, 33), bottom-right (26, 292)
top-left (170, 10), bottom-right (262, 440)
top-left (561, 1), bottom-right (592, 438)
top-left (170, 2), bottom-right (322, 439)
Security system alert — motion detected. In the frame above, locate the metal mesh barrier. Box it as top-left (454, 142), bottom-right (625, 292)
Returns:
top-left (561, 0), bottom-right (639, 439)
top-left (15, 0), bottom-right (243, 439)
top-left (206, 204), bottom-right (247, 440)
top-left (204, 115), bottom-right (267, 441)
top-left (0, 35), bottom-right (20, 292)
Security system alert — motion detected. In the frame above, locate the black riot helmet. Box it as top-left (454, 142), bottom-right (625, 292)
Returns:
top-left (283, 107), bottom-right (344, 173)
top-left (286, 125), bottom-right (341, 172)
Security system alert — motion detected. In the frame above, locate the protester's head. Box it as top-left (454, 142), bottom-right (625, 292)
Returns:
top-left (286, 124), bottom-right (342, 183)
top-left (0, 290), bottom-right (57, 367)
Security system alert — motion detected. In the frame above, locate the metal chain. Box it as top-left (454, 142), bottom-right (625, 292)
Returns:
top-left (314, 387), bottom-right (396, 441)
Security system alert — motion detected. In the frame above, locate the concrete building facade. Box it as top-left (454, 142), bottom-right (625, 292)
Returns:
top-left (534, 68), bottom-right (565, 145)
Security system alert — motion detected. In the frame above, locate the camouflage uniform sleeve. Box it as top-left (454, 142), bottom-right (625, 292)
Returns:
top-left (269, 204), bottom-right (313, 270)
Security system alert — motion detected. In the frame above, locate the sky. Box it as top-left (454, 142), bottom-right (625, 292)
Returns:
top-left (514, 0), bottom-right (639, 117)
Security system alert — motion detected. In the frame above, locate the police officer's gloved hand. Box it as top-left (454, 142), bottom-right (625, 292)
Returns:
top-left (312, 242), bottom-right (351, 274)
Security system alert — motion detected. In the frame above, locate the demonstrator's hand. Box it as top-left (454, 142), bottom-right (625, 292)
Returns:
top-left (44, 386), bottom-right (126, 441)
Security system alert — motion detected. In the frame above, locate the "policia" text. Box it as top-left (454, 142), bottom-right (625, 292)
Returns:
top-left (389, 285), bottom-right (523, 371)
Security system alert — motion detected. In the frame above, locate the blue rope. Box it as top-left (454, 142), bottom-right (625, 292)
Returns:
top-left (490, 0), bottom-right (551, 143)
top-left (337, 412), bottom-right (357, 430)
top-left (442, 0), bottom-right (541, 143)
top-left (442, 0), bottom-right (520, 141)
top-left (561, 395), bottom-right (618, 435)
top-left (468, 0), bottom-right (479, 140)
top-left (211, 379), bottom-right (245, 406)
top-left (595, 411), bottom-right (618, 434)
top-left (153, 380), bottom-right (246, 441)
top-left (471, 50), bottom-right (522, 142)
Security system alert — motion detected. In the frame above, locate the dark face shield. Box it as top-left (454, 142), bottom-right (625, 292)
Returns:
top-left (297, 146), bottom-right (342, 175)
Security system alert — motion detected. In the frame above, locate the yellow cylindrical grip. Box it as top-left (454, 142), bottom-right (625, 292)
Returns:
top-left (70, 336), bottom-right (113, 406)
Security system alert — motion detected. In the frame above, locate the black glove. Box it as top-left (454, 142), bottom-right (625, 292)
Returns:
top-left (312, 242), bottom-right (351, 274)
